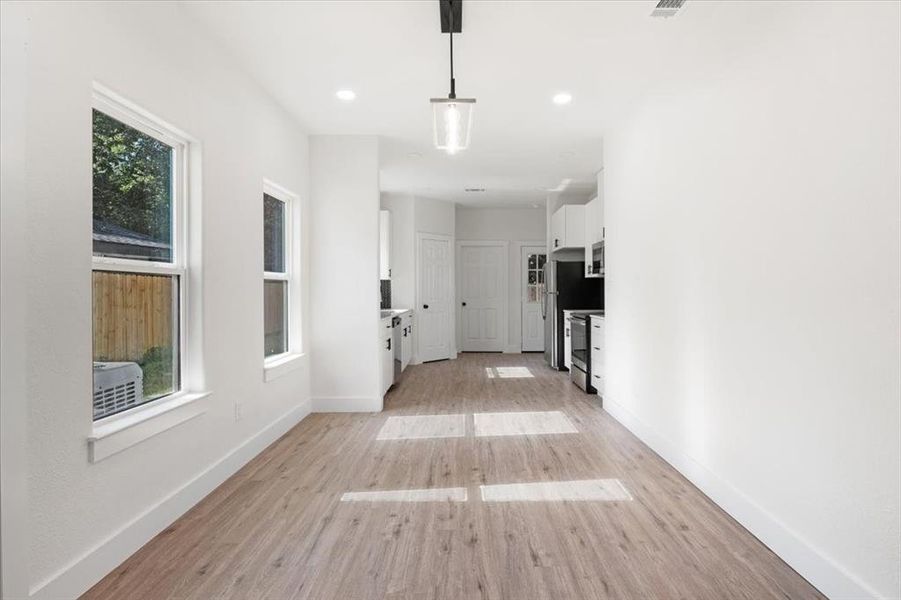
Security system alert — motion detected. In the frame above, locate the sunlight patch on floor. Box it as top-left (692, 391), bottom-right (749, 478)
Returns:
top-left (480, 479), bottom-right (632, 502)
top-left (473, 410), bottom-right (578, 437)
top-left (485, 367), bottom-right (495, 378)
top-left (376, 414), bottom-right (467, 440)
top-left (493, 366), bottom-right (534, 378)
top-left (341, 487), bottom-right (468, 502)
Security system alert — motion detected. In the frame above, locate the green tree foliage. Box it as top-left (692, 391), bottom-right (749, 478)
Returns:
top-left (92, 109), bottom-right (172, 243)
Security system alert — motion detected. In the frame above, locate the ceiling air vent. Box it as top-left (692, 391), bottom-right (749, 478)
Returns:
top-left (464, 187), bottom-right (486, 193)
top-left (651, 0), bottom-right (684, 18)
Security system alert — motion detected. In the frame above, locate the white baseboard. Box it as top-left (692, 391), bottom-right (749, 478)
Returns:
top-left (602, 396), bottom-right (883, 600)
top-left (312, 396), bottom-right (382, 413)
top-left (29, 402), bottom-right (310, 600)
top-left (503, 345), bottom-right (521, 354)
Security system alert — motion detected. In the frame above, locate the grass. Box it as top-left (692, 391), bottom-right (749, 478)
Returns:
top-left (139, 345), bottom-right (175, 398)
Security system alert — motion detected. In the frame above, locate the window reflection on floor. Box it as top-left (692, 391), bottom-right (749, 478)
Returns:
top-left (338, 480), bottom-right (631, 503)
top-left (376, 414), bottom-right (466, 440)
top-left (480, 479), bottom-right (632, 502)
top-left (474, 411), bottom-right (578, 437)
top-left (341, 487), bottom-right (468, 502)
top-left (484, 366), bottom-right (534, 378)
top-left (496, 366), bottom-right (534, 378)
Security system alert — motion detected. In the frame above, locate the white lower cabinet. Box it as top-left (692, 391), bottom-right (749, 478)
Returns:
top-left (381, 317), bottom-right (394, 397)
top-left (590, 315), bottom-right (605, 397)
top-left (400, 313), bottom-right (413, 370)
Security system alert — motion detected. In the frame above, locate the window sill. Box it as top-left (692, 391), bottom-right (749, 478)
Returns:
top-left (264, 352), bottom-right (305, 382)
top-left (88, 391), bottom-right (211, 463)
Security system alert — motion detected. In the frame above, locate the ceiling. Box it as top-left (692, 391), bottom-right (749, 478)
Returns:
top-left (183, 1), bottom-right (783, 207)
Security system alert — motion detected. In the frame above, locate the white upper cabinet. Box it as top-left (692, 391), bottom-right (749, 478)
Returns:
top-left (550, 204), bottom-right (586, 251)
top-left (583, 170), bottom-right (605, 276)
top-left (379, 209), bottom-right (391, 279)
top-left (597, 168), bottom-right (605, 241)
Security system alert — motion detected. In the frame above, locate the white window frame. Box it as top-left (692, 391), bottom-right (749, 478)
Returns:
top-left (91, 86), bottom-right (190, 421)
top-left (262, 180), bottom-right (302, 380)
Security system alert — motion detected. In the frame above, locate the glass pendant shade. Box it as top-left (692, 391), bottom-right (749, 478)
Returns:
top-left (431, 98), bottom-right (475, 155)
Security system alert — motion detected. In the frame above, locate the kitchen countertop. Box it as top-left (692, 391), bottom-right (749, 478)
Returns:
top-left (563, 309), bottom-right (605, 317)
top-left (380, 308), bottom-right (412, 320)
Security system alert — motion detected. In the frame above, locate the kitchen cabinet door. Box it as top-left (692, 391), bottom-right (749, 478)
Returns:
top-left (584, 197), bottom-right (599, 275)
top-left (590, 316), bottom-right (605, 396)
top-left (597, 169), bottom-right (606, 241)
top-left (564, 205), bottom-right (586, 249)
top-left (401, 314), bottom-right (412, 370)
top-left (551, 205), bottom-right (586, 252)
top-left (379, 210), bottom-right (391, 280)
top-left (550, 207), bottom-right (565, 251)
top-left (564, 316), bottom-right (572, 371)
top-left (381, 318), bottom-right (394, 396)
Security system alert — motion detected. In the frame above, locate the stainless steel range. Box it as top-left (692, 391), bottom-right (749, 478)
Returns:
top-left (570, 314), bottom-right (591, 391)
top-left (569, 311), bottom-right (604, 393)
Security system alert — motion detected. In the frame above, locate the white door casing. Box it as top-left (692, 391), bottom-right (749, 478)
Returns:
top-left (521, 245), bottom-right (546, 352)
top-left (416, 233), bottom-right (453, 362)
top-left (457, 242), bottom-right (507, 352)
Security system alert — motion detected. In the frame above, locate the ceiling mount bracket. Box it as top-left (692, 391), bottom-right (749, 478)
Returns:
top-left (439, 0), bottom-right (462, 33)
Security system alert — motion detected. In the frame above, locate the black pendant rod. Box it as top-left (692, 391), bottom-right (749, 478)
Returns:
top-left (449, 0), bottom-right (456, 99)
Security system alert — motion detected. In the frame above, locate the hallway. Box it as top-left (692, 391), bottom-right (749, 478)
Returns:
top-left (84, 353), bottom-right (822, 599)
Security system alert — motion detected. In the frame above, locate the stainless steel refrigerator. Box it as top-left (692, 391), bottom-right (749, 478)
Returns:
top-left (542, 260), bottom-right (603, 370)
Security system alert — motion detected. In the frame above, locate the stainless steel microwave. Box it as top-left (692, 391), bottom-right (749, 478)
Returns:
top-left (590, 241), bottom-right (605, 276)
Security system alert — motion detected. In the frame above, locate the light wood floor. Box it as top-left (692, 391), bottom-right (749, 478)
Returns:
top-left (84, 353), bottom-right (824, 600)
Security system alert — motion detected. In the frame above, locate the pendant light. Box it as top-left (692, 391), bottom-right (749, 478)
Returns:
top-left (431, 0), bottom-right (475, 155)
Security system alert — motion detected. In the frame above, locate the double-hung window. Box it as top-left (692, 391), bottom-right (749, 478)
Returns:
top-left (263, 183), bottom-right (294, 360)
top-left (91, 91), bottom-right (189, 421)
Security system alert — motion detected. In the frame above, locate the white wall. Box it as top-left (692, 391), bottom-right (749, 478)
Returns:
top-left (455, 207), bottom-right (546, 352)
top-left (0, 2), bottom-right (30, 597)
top-left (0, 3), bottom-right (313, 598)
top-left (414, 196), bottom-right (456, 238)
top-left (604, 3), bottom-right (900, 598)
top-left (310, 136), bottom-right (381, 411)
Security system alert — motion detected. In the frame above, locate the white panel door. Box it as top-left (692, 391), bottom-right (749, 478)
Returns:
top-left (417, 234), bottom-right (452, 362)
top-left (459, 244), bottom-right (506, 352)
top-left (521, 246), bottom-right (546, 352)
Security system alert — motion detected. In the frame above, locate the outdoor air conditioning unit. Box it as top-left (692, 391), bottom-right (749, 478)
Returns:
top-left (93, 361), bottom-right (143, 419)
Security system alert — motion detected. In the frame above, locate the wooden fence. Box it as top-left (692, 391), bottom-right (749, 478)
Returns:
top-left (92, 271), bottom-right (174, 362)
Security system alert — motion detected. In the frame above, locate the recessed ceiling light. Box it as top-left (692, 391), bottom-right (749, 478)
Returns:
top-left (552, 92), bottom-right (573, 105)
top-left (336, 89), bottom-right (356, 101)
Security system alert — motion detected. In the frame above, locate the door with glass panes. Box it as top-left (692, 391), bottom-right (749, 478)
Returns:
top-left (521, 246), bottom-right (546, 352)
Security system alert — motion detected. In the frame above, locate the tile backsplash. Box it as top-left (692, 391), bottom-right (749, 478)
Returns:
top-left (380, 279), bottom-right (392, 309)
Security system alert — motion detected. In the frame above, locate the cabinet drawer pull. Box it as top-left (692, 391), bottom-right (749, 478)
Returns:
top-left (593, 346), bottom-right (600, 351)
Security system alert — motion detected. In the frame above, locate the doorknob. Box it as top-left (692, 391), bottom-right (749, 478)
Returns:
top-left (462, 302), bottom-right (467, 306)
top-left (423, 304), bottom-right (429, 309)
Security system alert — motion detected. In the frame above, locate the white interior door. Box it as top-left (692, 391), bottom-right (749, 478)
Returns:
top-left (459, 243), bottom-right (506, 352)
top-left (521, 246), bottom-right (546, 352)
top-left (417, 233), bottom-right (452, 362)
